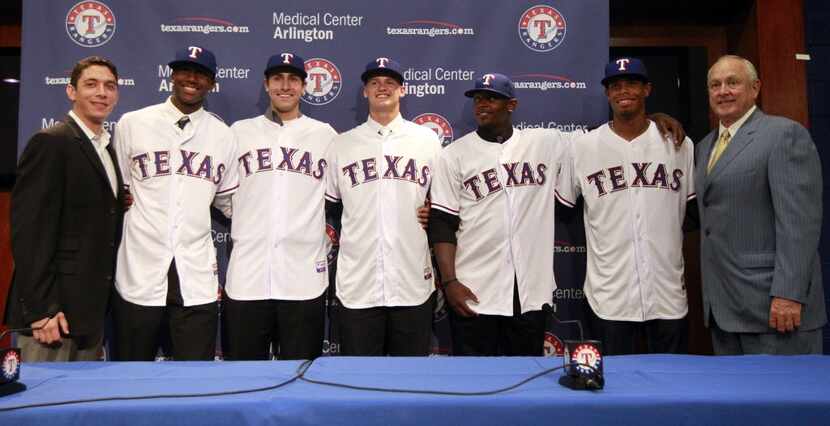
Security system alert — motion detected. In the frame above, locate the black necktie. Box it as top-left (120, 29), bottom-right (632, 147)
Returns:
top-left (177, 116), bottom-right (190, 130)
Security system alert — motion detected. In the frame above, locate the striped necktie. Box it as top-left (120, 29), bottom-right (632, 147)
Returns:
top-left (707, 130), bottom-right (731, 173)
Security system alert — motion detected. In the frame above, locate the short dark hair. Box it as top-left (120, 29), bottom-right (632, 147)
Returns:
top-left (70, 56), bottom-right (118, 87)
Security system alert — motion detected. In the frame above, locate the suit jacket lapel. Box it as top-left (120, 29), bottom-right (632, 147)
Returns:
top-left (106, 143), bottom-right (124, 198)
top-left (705, 108), bottom-right (763, 184)
top-left (66, 115), bottom-right (118, 199)
top-left (698, 130), bottom-right (717, 194)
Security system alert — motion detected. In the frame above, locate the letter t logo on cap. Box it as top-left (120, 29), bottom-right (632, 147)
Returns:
top-left (281, 53), bottom-right (294, 64)
top-left (482, 74), bottom-right (495, 86)
top-left (376, 57), bottom-right (389, 68)
top-left (616, 58), bottom-right (630, 71)
top-left (188, 46), bottom-right (203, 59)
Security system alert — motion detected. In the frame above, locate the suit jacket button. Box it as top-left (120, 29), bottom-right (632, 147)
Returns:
top-left (110, 241), bottom-right (115, 247)
top-left (705, 229), bottom-right (711, 236)
top-left (105, 275), bottom-right (113, 281)
top-left (110, 207), bottom-right (117, 214)
top-left (703, 201), bottom-right (708, 207)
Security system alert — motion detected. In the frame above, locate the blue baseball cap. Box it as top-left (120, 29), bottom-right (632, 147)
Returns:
top-left (464, 73), bottom-right (515, 99)
top-left (264, 52), bottom-right (307, 79)
top-left (361, 57), bottom-right (404, 85)
top-left (602, 57), bottom-right (649, 86)
top-left (169, 46), bottom-right (217, 79)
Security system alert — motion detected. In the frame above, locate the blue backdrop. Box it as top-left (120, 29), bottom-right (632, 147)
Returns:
top-left (19, 0), bottom-right (608, 356)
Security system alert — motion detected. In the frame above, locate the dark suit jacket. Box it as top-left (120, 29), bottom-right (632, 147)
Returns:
top-left (4, 115), bottom-right (124, 342)
top-left (695, 108), bottom-right (827, 333)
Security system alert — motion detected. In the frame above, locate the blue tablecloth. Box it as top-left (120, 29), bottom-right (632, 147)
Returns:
top-left (1, 355), bottom-right (828, 425)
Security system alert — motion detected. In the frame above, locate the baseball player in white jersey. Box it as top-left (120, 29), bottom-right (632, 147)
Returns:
top-left (556, 58), bottom-right (695, 355)
top-left (325, 57), bottom-right (442, 356)
top-left (112, 46), bottom-right (239, 361)
top-left (429, 74), bottom-right (576, 356)
top-left (218, 52), bottom-right (337, 360)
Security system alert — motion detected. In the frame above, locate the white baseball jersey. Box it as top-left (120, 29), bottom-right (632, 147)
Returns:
top-left (225, 113), bottom-right (336, 301)
top-left (114, 97), bottom-right (239, 307)
top-left (556, 121), bottom-right (695, 321)
top-left (430, 128), bottom-right (573, 316)
top-left (325, 114), bottom-right (441, 309)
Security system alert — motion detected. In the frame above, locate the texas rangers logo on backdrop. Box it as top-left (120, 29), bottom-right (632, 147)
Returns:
top-left (554, 239), bottom-right (586, 254)
top-left (302, 58), bottom-right (342, 106)
top-left (518, 5), bottom-right (566, 52)
top-left (326, 223), bottom-right (339, 267)
top-left (512, 73), bottom-right (588, 91)
top-left (414, 113), bottom-right (454, 146)
top-left (66, 1), bottom-right (116, 47)
top-left (160, 16), bottom-right (250, 34)
top-left (544, 332), bottom-right (565, 356)
top-left (386, 19), bottom-right (476, 37)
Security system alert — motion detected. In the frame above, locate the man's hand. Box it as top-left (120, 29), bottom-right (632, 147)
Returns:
top-left (649, 112), bottom-right (685, 147)
top-left (31, 312), bottom-right (70, 345)
top-left (769, 297), bottom-right (802, 333)
top-left (444, 280), bottom-right (479, 317)
top-left (417, 200), bottom-right (430, 230)
top-left (123, 186), bottom-right (134, 211)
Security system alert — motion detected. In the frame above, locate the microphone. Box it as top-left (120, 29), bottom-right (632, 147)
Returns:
top-left (1, 325), bottom-right (44, 397)
top-left (542, 303), bottom-right (585, 340)
top-left (542, 304), bottom-right (604, 391)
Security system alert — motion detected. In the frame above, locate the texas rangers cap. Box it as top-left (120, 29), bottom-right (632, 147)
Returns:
top-left (264, 52), bottom-right (308, 79)
top-left (169, 46), bottom-right (217, 79)
top-left (361, 57), bottom-right (404, 85)
top-left (601, 57), bottom-right (649, 86)
top-left (464, 73), bottom-right (515, 99)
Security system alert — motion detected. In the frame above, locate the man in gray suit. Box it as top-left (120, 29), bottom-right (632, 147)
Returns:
top-left (696, 55), bottom-right (826, 354)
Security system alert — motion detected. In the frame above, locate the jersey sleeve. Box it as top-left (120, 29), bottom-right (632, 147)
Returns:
top-left (427, 131), bottom-right (443, 190)
top-left (216, 129), bottom-right (240, 196)
top-left (324, 144), bottom-right (341, 202)
top-left (555, 135), bottom-right (580, 207)
top-left (10, 131), bottom-right (66, 323)
top-left (320, 126), bottom-right (338, 195)
top-left (430, 147), bottom-right (461, 217)
top-left (682, 137), bottom-right (696, 201)
top-left (113, 117), bottom-right (132, 188)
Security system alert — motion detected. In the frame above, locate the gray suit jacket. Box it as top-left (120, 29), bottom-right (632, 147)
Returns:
top-left (695, 108), bottom-right (826, 333)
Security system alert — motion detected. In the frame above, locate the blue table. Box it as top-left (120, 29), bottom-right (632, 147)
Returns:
top-left (1, 355), bottom-right (828, 425)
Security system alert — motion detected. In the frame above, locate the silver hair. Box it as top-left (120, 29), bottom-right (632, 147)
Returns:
top-left (708, 55), bottom-right (759, 82)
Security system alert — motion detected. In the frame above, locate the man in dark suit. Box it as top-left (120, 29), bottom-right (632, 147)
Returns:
top-left (4, 56), bottom-right (123, 361)
top-left (696, 55), bottom-right (826, 354)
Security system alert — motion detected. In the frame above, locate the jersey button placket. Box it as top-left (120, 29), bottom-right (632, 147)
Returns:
top-left (498, 143), bottom-right (518, 306)
top-left (626, 145), bottom-right (647, 321)
top-left (169, 132), bottom-right (185, 302)
top-left (377, 129), bottom-right (389, 306)
top-left (270, 131), bottom-right (284, 299)
top-left (638, 149), bottom-right (653, 319)
top-left (169, 138), bottom-right (181, 249)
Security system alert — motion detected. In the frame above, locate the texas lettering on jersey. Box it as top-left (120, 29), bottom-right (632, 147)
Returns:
top-left (464, 161), bottom-right (548, 201)
top-left (585, 162), bottom-right (683, 197)
top-left (238, 146), bottom-right (326, 180)
top-left (342, 155), bottom-right (430, 188)
top-left (132, 149), bottom-right (227, 184)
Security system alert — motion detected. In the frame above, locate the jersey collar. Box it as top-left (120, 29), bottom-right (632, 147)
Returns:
top-left (164, 96), bottom-right (206, 129)
top-left (366, 113), bottom-right (403, 137)
top-left (264, 107), bottom-right (303, 126)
